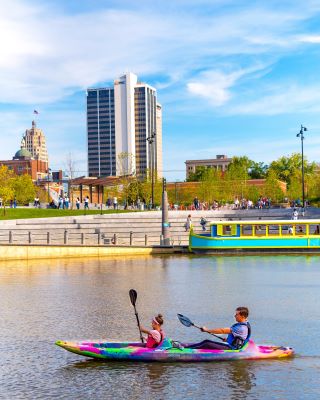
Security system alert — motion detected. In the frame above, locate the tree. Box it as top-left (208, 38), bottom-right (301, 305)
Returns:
top-left (117, 152), bottom-right (135, 177)
top-left (263, 170), bottom-right (284, 202)
top-left (140, 174), bottom-right (162, 207)
top-left (65, 152), bottom-right (76, 208)
top-left (187, 166), bottom-right (208, 182)
top-left (227, 156), bottom-right (251, 180)
top-left (269, 153), bottom-right (317, 201)
top-left (268, 153), bottom-right (316, 184)
top-left (127, 180), bottom-right (142, 204)
top-left (198, 168), bottom-right (223, 204)
top-left (12, 174), bottom-right (36, 205)
top-left (249, 161), bottom-right (268, 179)
top-left (0, 165), bottom-right (15, 215)
top-left (117, 152), bottom-right (136, 207)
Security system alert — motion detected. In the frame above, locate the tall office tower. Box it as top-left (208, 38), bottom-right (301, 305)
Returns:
top-left (20, 120), bottom-right (49, 165)
top-left (87, 87), bottom-right (116, 177)
top-left (87, 72), bottom-right (163, 178)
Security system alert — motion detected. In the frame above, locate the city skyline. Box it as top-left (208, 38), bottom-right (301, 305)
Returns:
top-left (1, 0), bottom-right (320, 181)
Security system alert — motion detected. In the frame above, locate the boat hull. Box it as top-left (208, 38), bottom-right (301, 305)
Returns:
top-left (189, 219), bottom-right (320, 254)
top-left (55, 340), bottom-right (294, 362)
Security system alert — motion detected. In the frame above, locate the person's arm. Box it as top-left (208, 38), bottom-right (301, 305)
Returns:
top-left (201, 326), bottom-right (231, 335)
top-left (140, 326), bottom-right (150, 335)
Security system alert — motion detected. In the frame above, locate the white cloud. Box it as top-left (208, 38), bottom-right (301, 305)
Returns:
top-left (187, 71), bottom-right (236, 106)
top-left (186, 65), bottom-right (270, 106)
top-left (298, 35), bottom-right (320, 43)
top-left (229, 84), bottom-right (320, 115)
top-left (1, 1), bottom-right (320, 104)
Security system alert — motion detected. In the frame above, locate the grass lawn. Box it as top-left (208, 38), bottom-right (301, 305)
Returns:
top-left (0, 208), bottom-right (136, 220)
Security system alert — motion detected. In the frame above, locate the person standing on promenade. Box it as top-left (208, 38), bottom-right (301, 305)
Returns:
top-left (58, 196), bottom-right (63, 209)
top-left (76, 197), bottom-right (80, 210)
top-left (65, 196), bottom-right (69, 210)
top-left (185, 214), bottom-right (192, 231)
top-left (84, 196), bottom-right (89, 210)
top-left (113, 196), bottom-right (118, 210)
top-left (200, 217), bottom-right (207, 231)
top-left (193, 197), bottom-right (199, 210)
top-left (185, 307), bottom-right (251, 350)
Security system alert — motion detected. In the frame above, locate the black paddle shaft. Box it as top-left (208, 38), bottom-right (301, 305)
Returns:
top-left (129, 289), bottom-right (144, 343)
top-left (177, 313), bottom-right (225, 342)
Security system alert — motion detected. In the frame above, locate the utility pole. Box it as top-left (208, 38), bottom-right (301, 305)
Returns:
top-left (47, 168), bottom-right (51, 204)
top-left (161, 178), bottom-right (170, 245)
top-left (296, 125), bottom-right (307, 209)
top-left (146, 130), bottom-right (156, 209)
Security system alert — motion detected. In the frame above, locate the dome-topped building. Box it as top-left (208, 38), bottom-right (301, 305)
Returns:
top-left (13, 148), bottom-right (33, 160)
top-left (0, 121), bottom-right (49, 182)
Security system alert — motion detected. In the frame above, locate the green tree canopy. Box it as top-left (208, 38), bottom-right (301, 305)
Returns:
top-left (12, 174), bottom-right (36, 204)
top-left (263, 170), bottom-right (284, 202)
top-left (227, 156), bottom-right (251, 180)
top-left (268, 153), bottom-right (316, 184)
top-left (0, 166), bottom-right (15, 215)
top-left (249, 161), bottom-right (268, 179)
top-left (187, 166), bottom-right (208, 182)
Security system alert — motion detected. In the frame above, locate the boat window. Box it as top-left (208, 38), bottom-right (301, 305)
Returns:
top-left (217, 225), bottom-right (236, 236)
top-left (310, 224), bottom-right (320, 235)
top-left (268, 225), bottom-right (279, 235)
top-left (295, 225), bottom-right (306, 235)
top-left (281, 225), bottom-right (294, 235)
top-left (241, 225), bottom-right (253, 236)
top-left (254, 225), bottom-right (267, 236)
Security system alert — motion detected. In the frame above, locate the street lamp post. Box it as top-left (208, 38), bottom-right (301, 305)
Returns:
top-left (47, 168), bottom-right (51, 204)
top-left (146, 130), bottom-right (156, 209)
top-left (296, 125), bottom-right (307, 209)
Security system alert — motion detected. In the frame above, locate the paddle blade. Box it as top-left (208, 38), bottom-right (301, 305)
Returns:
top-left (129, 289), bottom-right (137, 306)
top-left (177, 313), bottom-right (194, 327)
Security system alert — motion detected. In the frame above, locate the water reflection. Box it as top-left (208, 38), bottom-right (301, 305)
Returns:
top-left (65, 358), bottom-right (257, 399)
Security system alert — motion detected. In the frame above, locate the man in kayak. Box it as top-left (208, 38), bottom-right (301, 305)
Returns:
top-left (186, 307), bottom-right (251, 350)
top-left (140, 314), bottom-right (165, 348)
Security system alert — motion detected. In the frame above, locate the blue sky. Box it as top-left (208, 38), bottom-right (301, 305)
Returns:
top-left (1, 0), bottom-right (320, 181)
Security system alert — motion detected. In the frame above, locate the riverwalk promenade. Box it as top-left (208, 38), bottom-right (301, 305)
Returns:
top-left (1, 207), bottom-right (319, 260)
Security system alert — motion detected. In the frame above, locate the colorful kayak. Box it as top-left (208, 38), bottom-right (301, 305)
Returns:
top-left (55, 339), bottom-right (294, 362)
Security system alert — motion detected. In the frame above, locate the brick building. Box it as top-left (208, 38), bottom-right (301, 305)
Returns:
top-left (0, 148), bottom-right (48, 181)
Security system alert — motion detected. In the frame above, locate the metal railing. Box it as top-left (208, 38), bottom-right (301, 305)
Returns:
top-left (1, 230), bottom-right (187, 246)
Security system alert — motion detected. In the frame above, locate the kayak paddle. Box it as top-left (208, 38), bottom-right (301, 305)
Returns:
top-left (177, 313), bottom-right (225, 342)
top-left (129, 289), bottom-right (144, 343)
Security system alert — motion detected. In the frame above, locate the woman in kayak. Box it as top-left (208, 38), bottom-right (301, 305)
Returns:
top-left (186, 307), bottom-right (251, 350)
top-left (140, 314), bottom-right (165, 348)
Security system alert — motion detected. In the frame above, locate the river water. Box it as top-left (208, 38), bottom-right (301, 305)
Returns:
top-left (1, 255), bottom-right (320, 399)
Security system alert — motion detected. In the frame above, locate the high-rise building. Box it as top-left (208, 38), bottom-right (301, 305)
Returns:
top-left (20, 120), bottom-right (49, 165)
top-left (87, 72), bottom-right (162, 178)
top-left (87, 87), bottom-right (116, 177)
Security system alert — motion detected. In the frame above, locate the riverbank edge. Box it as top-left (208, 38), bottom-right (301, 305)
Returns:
top-left (0, 244), bottom-right (189, 260)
